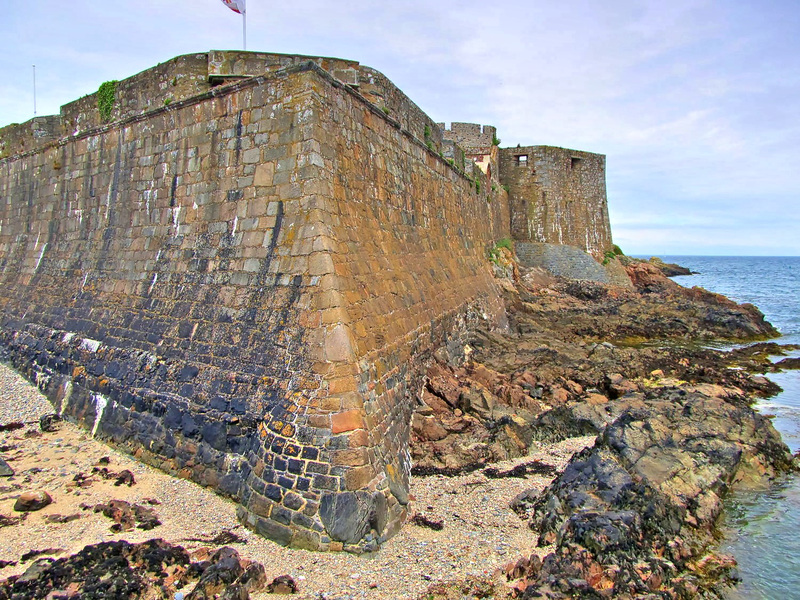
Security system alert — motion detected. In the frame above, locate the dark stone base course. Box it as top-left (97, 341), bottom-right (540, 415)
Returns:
top-left (0, 322), bottom-right (255, 509)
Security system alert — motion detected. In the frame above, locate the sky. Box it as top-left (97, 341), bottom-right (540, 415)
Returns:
top-left (1, 0), bottom-right (798, 256)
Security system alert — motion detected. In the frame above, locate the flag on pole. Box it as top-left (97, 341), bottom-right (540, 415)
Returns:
top-left (220, 0), bottom-right (245, 14)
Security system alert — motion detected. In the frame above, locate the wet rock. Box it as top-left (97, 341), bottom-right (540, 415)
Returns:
top-left (410, 514), bottom-right (444, 531)
top-left (0, 539), bottom-right (190, 599)
top-left (45, 513), bottom-right (82, 524)
top-left (13, 490), bottom-right (53, 512)
top-left (92, 499), bottom-right (161, 532)
top-left (0, 513), bottom-right (25, 528)
top-left (266, 574), bottom-right (297, 594)
top-left (186, 547), bottom-right (244, 599)
top-left (0, 422), bottom-right (24, 433)
top-left (185, 547), bottom-right (266, 599)
top-left (114, 469), bottom-right (136, 487)
top-left (20, 548), bottom-right (63, 562)
top-left (775, 357), bottom-right (800, 370)
top-left (0, 539), bottom-right (267, 600)
top-left (516, 389), bottom-right (794, 598)
top-left (92, 465), bottom-right (137, 486)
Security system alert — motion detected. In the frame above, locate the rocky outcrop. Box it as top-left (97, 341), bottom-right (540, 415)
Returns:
top-left (643, 256), bottom-right (695, 277)
top-left (410, 359), bottom-right (543, 472)
top-left (510, 389), bottom-right (794, 598)
top-left (409, 260), bottom-right (798, 598)
top-left (409, 258), bottom-right (782, 473)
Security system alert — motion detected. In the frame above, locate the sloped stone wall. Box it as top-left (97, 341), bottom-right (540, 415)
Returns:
top-left (0, 61), bottom-right (510, 551)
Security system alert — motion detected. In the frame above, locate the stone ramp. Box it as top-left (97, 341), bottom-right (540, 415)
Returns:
top-left (515, 242), bottom-right (611, 283)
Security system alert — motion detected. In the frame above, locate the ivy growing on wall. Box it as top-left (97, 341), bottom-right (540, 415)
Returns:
top-left (97, 80), bottom-right (119, 123)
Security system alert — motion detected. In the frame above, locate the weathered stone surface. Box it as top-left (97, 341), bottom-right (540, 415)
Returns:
top-left (501, 147), bottom-right (613, 258)
top-left (13, 491), bottom-right (53, 512)
top-left (0, 456), bottom-right (13, 477)
top-left (318, 491), bottom-right (386, 545)
top-left (0, 55), bottom-right (512, 551)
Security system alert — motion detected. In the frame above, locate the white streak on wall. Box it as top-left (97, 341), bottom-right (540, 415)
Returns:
top-left (148, 272), bottom-right (158, 294)
top-left (79, 338), bottom-right (102, 353)
top-left (91, 393), bottom-right (109, 437)
top-left (34, 243), bottom-right (47, 271)
top-left (60, 380), bottom-right (73, 416)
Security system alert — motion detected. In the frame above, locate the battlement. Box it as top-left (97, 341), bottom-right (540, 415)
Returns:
top-left (0, 51), bottom-right (444, 160)
top-left (440, 122), bottom-right (498, 153)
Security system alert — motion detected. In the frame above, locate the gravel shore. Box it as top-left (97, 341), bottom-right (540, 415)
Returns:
top-left (0, 364), bottom-right (56, 426)
top-left (0, 362), bottom-right (592, 599)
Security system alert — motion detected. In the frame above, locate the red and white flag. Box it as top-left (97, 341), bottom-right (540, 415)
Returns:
top-left (220, 0), bottom-right (245, 14)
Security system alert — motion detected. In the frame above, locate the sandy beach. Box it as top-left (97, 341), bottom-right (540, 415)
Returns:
top-left (0, 362), bottom-right (591, 599)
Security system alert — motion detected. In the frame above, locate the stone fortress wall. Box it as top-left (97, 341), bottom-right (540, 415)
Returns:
top-left (499, 145), bottom-right (612, 258)
top-left (0, 50), bottom-right (615, 551)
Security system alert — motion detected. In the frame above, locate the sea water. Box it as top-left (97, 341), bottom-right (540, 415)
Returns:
top-left (661, 256), bottom-right (800, 599)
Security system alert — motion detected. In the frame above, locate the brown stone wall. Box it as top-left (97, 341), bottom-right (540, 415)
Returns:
top-left (0, 61), bottom-right (511, 551)
top-left (499, 146), bottom-right (613, 258)
top-left (357, 67), bottom-right (444, 152)
top-left (0, 65), bottom-right (342, 549)
top-left (60, 53), bottom-right (212, 133)
top-left (0, 116), bottom-right (62, 159)
top-left (208, 50), bottom-right (361, 86)
top-left (309, 74), bottom-right (510, 543)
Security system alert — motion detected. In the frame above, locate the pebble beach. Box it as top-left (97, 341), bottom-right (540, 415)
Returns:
top-left (0, 362), bottom-right (592, 600)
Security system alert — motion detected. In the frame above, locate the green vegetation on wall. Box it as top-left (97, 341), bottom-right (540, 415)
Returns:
top-left (602, 244), bottom-right (624, 265)
top-left (97, 80), bottom-right (119, 123)
top-left (488, 237), bottom-right (514, 265)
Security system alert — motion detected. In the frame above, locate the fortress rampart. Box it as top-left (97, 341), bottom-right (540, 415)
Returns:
top-left (500, 145), bottom-right (612, 257)
top-left (0, 51), bottom-right (613, 550)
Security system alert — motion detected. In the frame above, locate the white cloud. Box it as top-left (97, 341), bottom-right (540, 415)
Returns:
top-left (1, 0), bottom-right (798, 255)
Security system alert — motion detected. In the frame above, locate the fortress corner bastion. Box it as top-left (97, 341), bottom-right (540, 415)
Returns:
top-left (0, 51), bottom-right (616, 550)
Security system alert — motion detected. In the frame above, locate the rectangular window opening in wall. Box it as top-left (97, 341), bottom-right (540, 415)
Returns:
top-left (570, 157), bottom-right (582, 169)
top-left (516, 155), bottom-right (528, 165)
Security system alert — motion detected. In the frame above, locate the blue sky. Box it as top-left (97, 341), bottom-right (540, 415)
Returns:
top-left (1, 0), bottom-right (798, 256)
